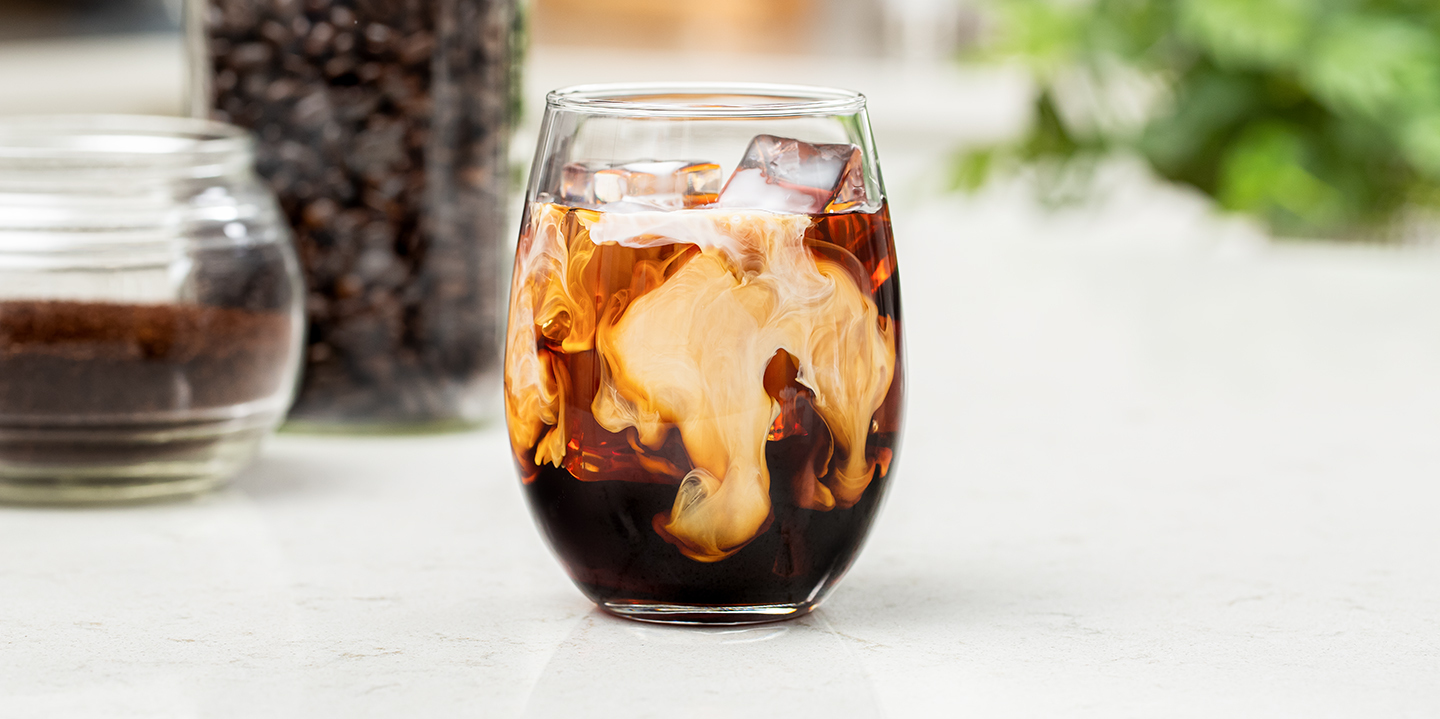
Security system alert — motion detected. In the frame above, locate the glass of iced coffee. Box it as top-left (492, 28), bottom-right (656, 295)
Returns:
top-left (506, 83), bottom-right (904, 624)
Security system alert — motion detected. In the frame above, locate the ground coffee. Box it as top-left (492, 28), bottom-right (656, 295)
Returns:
top-left (0, 301), bottom-right (293, 418)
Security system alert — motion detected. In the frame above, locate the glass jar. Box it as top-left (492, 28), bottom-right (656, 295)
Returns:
top-left (187, 0), bottom-right (517, 431)
top-left (0, 115), bottom-right (304, 504)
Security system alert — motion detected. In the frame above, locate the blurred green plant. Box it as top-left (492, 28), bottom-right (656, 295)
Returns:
top-left (958, 0), bottom-right (1440, 237)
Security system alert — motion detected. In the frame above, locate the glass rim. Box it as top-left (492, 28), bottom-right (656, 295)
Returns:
top-left (546, 82), bottom-right (868, 118)
top-left (0, 114), bottom-right (252, 173)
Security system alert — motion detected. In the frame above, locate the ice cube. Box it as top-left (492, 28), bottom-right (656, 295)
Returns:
top-left (717, 135), bottom-right (867, 213)
top-left (561, 161), bottom-right (609, 206)
top-left (712, 168), bottom-right (823, 214)
top-left (591, 167), bottom-right (634, 205)
top-left (593, 160), bottom-right (721, 210)
top-left (559, 159), bottom-right (723, 210)
top-left (675, 162), bottom-right (723, 207)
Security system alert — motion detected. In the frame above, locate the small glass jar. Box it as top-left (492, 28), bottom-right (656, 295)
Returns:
top-left (0, 115), bottom-right (304, 504)
top-left (187, 0), bottom-right (517, 431)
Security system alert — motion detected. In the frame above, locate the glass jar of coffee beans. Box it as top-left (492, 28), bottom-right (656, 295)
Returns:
top-left (187, 0), bottom-right (518, 431)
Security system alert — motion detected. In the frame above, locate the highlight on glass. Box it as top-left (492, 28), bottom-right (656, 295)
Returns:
top-left (505, 83), bottom-right (905, 624)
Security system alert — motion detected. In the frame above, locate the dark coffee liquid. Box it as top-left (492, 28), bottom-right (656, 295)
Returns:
top-left (510, 203), bottom-right (904, 607)
top-left (526, 431), bottom-right (900, 605)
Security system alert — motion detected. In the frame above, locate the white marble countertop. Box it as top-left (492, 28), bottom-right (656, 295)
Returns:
top-left (4, 185), bottom-right (1440, 717)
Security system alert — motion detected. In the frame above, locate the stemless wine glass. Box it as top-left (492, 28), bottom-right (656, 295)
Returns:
top-left (506, 83), bottom-right (905, 624)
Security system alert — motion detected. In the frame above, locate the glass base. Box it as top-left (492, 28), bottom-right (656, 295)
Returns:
top-left (599, 600), bottom-right (819, 625)
top-left (0, 418), bottom-right (271, 505)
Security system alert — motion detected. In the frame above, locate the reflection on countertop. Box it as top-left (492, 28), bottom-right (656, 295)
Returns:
top-left (523, 611), bottom-right (882, 718)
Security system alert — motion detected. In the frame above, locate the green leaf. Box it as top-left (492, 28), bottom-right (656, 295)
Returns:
top-left (1085, 0), bottom-right (1178, 64)
top-left (1302, 15), bottom-right (1440, 119)
top-left (1217, 122), bottom-right (1346, 232)
top-left (949, 148), bottom-right (996, 193)
top-left (1021, 90), bottom-right (1089, 159)
top-left (979, 0), bottom-right (1088, 77)
top-left (962, 0), bottom-right (1440, 236)
top-left (1179, 0), bottom-right (1317, 71)
top-left (1139, 66), bottom-right (1259, 181)
top-left (1401, 112), bottom-right (1440, 180)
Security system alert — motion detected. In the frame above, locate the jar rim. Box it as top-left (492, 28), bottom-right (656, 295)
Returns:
top-left (546, 82), bottom-right (867, 118)
top-left (0, 114), bottom-right (253, 177)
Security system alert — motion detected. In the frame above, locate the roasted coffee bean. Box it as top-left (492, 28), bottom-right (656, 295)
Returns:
top-left (198, 0), bottom-right (515, 425)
